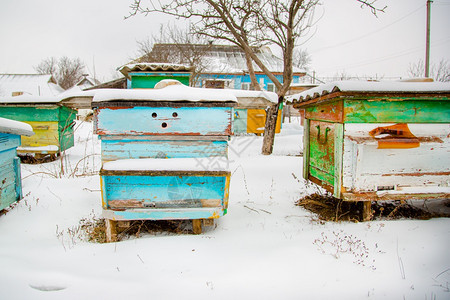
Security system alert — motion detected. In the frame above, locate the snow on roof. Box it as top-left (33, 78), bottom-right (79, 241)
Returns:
top-left (292, 80), bottom-right (450, 102)
top-left (0, 117), bottom-right (34, 136)
top-left (202, 48), bottom-right (305, 74)
top-left (228, 89), bottom-right (279, 103)
top-left (0, 74), bottom-right (64, 97)
top-left (102, 157), bottom-right (229, 172)
top-left (119, 63), bottom-right (193, 78)
top-left (130, 44), bottom-right (305, 75)
top-left (92, 80), bottom-right (237, 104)
top-left (0, 94), bottom-right (62, 104)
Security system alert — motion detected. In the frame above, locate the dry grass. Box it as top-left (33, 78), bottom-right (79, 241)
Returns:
top-left (79, 219), bottom-right (193, 243)
top-left (296, 193), bottom-right (448, 222)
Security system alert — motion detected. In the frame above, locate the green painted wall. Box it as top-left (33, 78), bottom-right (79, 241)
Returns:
top-left (344, 99), bottom-right (450, 123)
top-left (0, 106), bottom-right (59, 121)
top-left (131, 75), bottom-right (190, 89)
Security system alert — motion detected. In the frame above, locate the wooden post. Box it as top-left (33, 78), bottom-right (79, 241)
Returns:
top-left (105, 219), bottom-right (117, 242)
top-left (192, 219), bottom-right (202, 234)
top-left (362, 201), bottom-right (372, 221)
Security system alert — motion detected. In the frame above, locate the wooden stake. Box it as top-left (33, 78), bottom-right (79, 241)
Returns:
top-left (192, 219), bottom-right (202, 235)
top-left (105, 219), bottom-right (118, 242)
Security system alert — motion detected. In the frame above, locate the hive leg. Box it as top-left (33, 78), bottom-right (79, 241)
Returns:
top-left (105, 219), bottom-right (118, 242)
top-left (362, 201), bottom-right (373, 221)
top-left (192, 219), bottom-right (202, 234)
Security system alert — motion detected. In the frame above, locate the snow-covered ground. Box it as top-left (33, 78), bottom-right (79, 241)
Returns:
top-left (0, 119), bottom-right (449, 299)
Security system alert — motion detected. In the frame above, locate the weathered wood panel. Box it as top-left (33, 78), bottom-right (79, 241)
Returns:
top-left (58, 106), bottom-right (76, 151)
top-left (101, 139), bottom-right (228, 161)
top-left (20, 121), bottom-right (59, 148)
top-left (0, 106), bottom-right (76, 152)
top-left (0, 137), bottom-right (21, 210)
top-left (342, 123), bottom-right (450, 193)
top-left (305, 100), bottom-right (343, 123)
top-left (308, 120), bottom-right (336, 186)
top-left (0, 106), bottom-right (59, 121)
top-left (344, 99), bottom-right (450, 123)
top-left (103, 175), bottom-right (227, 206)
top-left (95, 107), bottom-right (233, 136)
top-left (247, 109), bottom-right (282, 134)
top-left (100, 172), bottom-right (230, 221)
top-left (233, 109), bottom-right (247, 134)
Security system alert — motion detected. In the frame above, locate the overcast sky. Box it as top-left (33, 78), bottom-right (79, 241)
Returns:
top-left (0, 0), bottom-right (449, 82)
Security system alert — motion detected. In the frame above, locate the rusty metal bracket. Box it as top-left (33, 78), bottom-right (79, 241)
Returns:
top-left (316, 125), bottom-right (331, 144)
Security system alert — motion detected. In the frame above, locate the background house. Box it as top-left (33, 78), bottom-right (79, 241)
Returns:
top-left (132, 43), bottom-right (306, 92)
top-left (0, 74), bottom-right (63, 97)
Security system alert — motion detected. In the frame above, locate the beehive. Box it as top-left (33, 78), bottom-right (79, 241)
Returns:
top-left (293, 81), bottom-right (450, 219)
top-left (92, 80), bottom-right (237, 240)
top-left (0, 117), bottom-right (34, 210)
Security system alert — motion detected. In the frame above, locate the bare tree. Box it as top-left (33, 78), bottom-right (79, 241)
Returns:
top-left (408, 59), bottom-right (450, 82)
top-left (128, 0), bottom-right (385, 154)
top-left (134, 24), bottom-right (213, 87)
top-left (35, 56), bottom-right (85, 90)
top-left (293, 48), bottom-right (312, 71)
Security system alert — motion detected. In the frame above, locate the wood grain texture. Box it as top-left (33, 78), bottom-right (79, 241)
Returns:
top-left (95, 106), bottom-right (233, 136)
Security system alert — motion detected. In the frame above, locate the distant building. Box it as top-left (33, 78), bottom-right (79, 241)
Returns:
top-left (75, 74), bottom-right (101, 90)
top-left (131, 43), bottom-right (306, 92)
top-left (0, 74), bottom-right (63, 97)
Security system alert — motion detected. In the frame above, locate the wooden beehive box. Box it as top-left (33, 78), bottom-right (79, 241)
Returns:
top-left (0, 96), bottom-right (76, 159)
top-left (0, 117), bottom-right (34, 210)
top-left (231, 90), bottom-right (282, 135)
top-left (293, 81), bottom-right (450, 218)
top-left (92, 80), bottom-right (237, 240)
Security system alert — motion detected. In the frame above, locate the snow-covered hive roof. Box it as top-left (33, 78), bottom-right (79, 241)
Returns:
top-left (0, 117), bottom-right (34, 136)
top-left (119, 63), bottom-right (193, 79)
top-left (228, 89), bottom-right (278, 103)
top-left (0, 74), bottom-right (64, 97)
top-left (91, 80), bottom-right (238, 105)
top-left (292, 80), bottom-right (450, 104)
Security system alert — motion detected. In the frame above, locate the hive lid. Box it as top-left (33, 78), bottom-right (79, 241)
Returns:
top-left (91, 80), bottom-right (238, 107)
top-left (0, 117), bottom-right (34, 136)
top-left (291, 80), bottom-right (450, 105)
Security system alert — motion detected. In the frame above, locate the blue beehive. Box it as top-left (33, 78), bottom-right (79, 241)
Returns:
top-left (92, 80), bottom-right (237, 241)
top-left (0, 117), bottom-right (34, 211)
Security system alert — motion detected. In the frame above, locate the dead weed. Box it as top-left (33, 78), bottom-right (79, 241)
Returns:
top-left (296, 193), bottom-right (449, 222)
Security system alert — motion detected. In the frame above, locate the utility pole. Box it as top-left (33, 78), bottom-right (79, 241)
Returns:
top-left (425, 0), bottom-right (433, 78)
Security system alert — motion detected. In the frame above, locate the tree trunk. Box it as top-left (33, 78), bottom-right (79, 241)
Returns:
top-left (262, 97), bottom-right (283, 155)
top-left (244, 51), bottom-right (261, 91)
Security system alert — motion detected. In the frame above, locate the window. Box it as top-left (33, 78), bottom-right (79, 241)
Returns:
top-left (205, 80), bottom-right (225, 89)
top-left (241, 82), bottom-right (250, 90)
top-left (267, 83), bottom-right (276, 92)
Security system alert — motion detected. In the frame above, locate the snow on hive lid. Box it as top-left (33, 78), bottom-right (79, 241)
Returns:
top-left (91, 80), bottom-right (238, 105)
top-left (292, 80), bottom-right (450, 103)
top-left (119, 63), bottom-right (193, 78)
top-left (228, 89), bottom-right (279, 103)
top-left (0, 117), bottom-right (34, 136)
top-left (102, 157), bottom-right (229, 173)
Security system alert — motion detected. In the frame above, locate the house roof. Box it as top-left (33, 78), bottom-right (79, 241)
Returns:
top-left (291, 80), bottom-right (450, 105)
top-left (132, 44), bottom-right (306, 75)
top-left (119, 63), bottom-right (193, 79)
top-left (76, 75), bottom-right (101, 89)
top-left (0, 74), bottom-right (64, 97)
